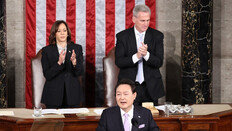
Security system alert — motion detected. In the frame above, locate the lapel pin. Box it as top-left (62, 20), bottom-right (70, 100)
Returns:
top-left (69, 50), bottom-right (71, 53)
top-left (138, 116), bottom-right (141, 118)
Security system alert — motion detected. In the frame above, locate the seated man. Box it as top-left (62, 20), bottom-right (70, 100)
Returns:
top-left (96, 79), bottom-right (159, 131)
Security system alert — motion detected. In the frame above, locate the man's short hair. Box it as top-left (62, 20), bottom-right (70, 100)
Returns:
top-left (133, 4), bottom-right (151, 17)
top-left (115, 79), bottom-right (136, 95)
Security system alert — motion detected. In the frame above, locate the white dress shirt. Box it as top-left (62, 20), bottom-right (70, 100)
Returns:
top-left (132, 27), bottom-right (150, 63)
top-left (132, 27), bottom-right (150, 83)
top-left (57, 44), bottom-right (67, 63)
top-left (120, 105), bottom-right (134, 131)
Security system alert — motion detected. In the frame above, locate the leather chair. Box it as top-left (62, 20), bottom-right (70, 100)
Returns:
top-left (103, 47), bottom-right (119, 107)
top-left (31, 49), bottom-right (46, 108)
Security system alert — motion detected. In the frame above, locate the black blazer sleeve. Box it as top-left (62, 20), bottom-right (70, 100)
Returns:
top-left (147, 110), bottom-right (160, 131)
top-left (146, 30), bottom-right (164, 69)
top-left (115, 29), bottom-right (137, 69)
top-left (41, 46), bottom-right (64, 81)
top-left (71, 44), bottom-right (84, 77)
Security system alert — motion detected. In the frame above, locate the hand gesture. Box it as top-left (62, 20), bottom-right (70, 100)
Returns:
top-left (136, 51), bottom-right (143, 59)
top-left (70, 49), bottom-right (76, 66)
top-left (58, 50), bottom-right (66, 65)
top-left (138, 42), bottom-right (148, 56)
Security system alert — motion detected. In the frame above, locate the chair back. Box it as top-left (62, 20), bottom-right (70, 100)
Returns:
top-left (31, 50), bottom-right (46, 108)
top-left (103, 47), bottom-right (119, 107)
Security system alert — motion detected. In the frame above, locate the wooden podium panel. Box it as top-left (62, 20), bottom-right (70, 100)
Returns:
top-left (0, 105), bottom-right (232, 131)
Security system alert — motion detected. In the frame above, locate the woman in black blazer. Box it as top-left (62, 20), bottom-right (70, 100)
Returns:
top-left (41, 20), bottom-right (84, 108)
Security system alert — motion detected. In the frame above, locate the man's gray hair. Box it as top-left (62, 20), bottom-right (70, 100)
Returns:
top-left (133, 4), bottom-right (151, 17)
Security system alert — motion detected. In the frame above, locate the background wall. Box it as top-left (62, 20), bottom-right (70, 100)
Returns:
top-left (156, 0), bottom-right (182, 104)
top-left (213, 0), bottom-right (232, 103)
top-left (6, 0), bottom-right (25, 107)
top-left (5, 0), bottom-right (232, 107)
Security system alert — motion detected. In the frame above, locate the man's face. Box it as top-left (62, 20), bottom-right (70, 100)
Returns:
top-left (116, 84), bottom-right (136, 113)
top-left (132, 11), bottom-right (150, 33)
top-left (55, 23), bottom-right (68, 43)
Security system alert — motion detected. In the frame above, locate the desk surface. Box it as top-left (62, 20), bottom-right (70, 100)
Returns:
top-left (0, 104), bottom-right (232, 131)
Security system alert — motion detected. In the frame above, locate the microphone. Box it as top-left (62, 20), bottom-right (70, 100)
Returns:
top-left (131, 118), bottom-right (139, 128)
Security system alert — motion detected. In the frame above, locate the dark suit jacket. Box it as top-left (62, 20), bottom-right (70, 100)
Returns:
top-left (115, 27), bottom-right (165, 101)
top-left (96, 105), bottom-right (159, 131)
top-left (41, 42), bottom-right (84, 107)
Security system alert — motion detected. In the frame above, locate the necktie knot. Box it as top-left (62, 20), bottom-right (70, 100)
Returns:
top-left (138, 33), bottom-right (143, 43)
top-left (124, 113), bottom-right (129, 118)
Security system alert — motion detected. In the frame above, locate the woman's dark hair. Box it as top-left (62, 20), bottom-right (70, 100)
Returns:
top-left (115, 79), bottom-right (136, 95)
top-left (49, 20), bottom-right (72, 45)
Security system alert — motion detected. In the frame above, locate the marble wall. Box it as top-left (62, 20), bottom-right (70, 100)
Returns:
top-left (4, 0), bottom-right (232, 107)
top-left (181, 0), bottom-right (213, 104)
top-left (0, 0), bottom-right (7, 108)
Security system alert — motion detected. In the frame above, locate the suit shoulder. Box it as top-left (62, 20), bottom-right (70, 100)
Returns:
top-left (136, 105), bottom-right (150, 111)
top-left (42, 44), bottom-right (55, 52)
top-left (104, 106), bottom-right (118, 111)
top-left (116, 28), bottom-right (133, 38)
top-left (69, 42), bottom-right (83, 50)
top-left (69, 42), bottom-right (81, 47)
top-left (102, 106), bottom-right (119, 114)
top-left (148, 27), bottom-right (164, 38)
top-left (135, 105), bottom-right (152, 114)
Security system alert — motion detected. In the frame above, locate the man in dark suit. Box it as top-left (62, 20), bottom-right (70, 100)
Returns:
top-left (115, 4), bottom-right (165, 106)
top-left (96, 79), bottom-right (159, 131)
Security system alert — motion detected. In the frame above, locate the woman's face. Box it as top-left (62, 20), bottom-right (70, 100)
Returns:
top-left (55, 23), bottom-right (68, 43)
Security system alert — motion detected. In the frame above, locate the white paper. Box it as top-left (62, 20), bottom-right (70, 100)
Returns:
top-left (155, 105), bottom-right (165, 111)
top-left (41, 108), bottom-right (89, 115)
top-left (59, 108), bottom-right (89, 114)
top-left (0, 111), bottom-right (14, 116)
top-left (41, 109), bottom-right (59, 115)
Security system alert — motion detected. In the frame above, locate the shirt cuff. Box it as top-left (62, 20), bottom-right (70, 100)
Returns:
top-left (144, 51), bottom-right (150, 61)
top-left (132, 54), bottom-right (140, 63)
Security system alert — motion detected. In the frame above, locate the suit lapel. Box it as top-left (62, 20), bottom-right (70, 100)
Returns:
top-left (66, 43), bottom-right (72, 61)
top-left (128, 27), bottom-right (138, 54)
top-left (115, 106), bottom-right (125, 131)
top-left (132, 106), bottom-right (140, 131)
top-left (53, 44), bottom-right (60, 60)
top-left (144, 27), bottom-right (152, 49)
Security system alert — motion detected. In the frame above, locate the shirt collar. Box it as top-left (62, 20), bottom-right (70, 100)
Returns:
top-left (57, 44), bottom-right (67, 50)
top-left (134, 26), bottom-right (145, 36)
top-left (120, 105), bottom-right (134, 118)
